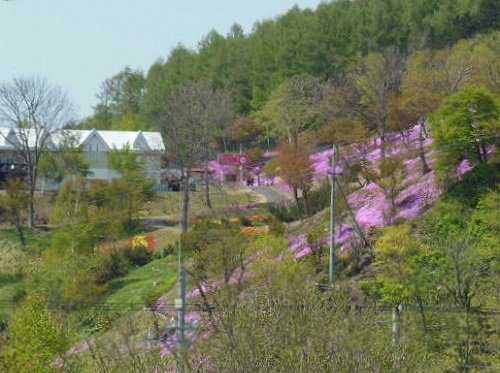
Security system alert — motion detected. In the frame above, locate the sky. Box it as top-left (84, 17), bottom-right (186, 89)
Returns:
top-left (0, 0), bottom-right (323, 119)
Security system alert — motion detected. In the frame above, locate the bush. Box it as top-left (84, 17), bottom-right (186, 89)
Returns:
top-left (246, 147), bottom-right (264, 163)
top-left (123, 245), bottom-right (152, 267)
top-left (308, 179), bottom-right (331, 214)
top-left (81, 308), bottom-right (111, 334)
top-left (239, 215), bottom-right (251, 226)
top-left (95, 251), bottom-right (131, 284)
top-left (267, 202), bottom-right (301, 222)
top-left (0, 240), bottom-right (27, 281)
top-left (445, 162), bottom-right (499, 206)
top-left (11, 289), bottom-right (27, 304)
top-left (142, 289), bottom-right (163, 310)
top-left (268, 216), bottom-right (285, 235)
top-left (0, 313), bottom-right (7, 332)
top-left (165, 243), bottom-right (176, 257)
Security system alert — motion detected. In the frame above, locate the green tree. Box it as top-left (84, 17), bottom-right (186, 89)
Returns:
top-left (0, 295), bottom-right (70, 372)
top-left (0, 178), bottom-right (30, 247)
top-left (51, 177), bottom-right (93, 255)
top-left (430, 85), bottom-right (499, 182)
top-left (262, 74), bottom-right (323, 146)
top-left (372, 225), bottom-right (439, 331)
top-left (39, 131), bottom-right (90, 184)
top-left (91, 67), bottom-right (147, 130)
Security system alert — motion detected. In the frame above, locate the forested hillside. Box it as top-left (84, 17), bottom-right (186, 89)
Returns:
top-left (1, 0), bottom-right (499, 371)
top-left (82, 0), bottom-right (499, 136)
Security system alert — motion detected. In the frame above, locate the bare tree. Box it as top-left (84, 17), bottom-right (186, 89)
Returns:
top-left (0, 76), bottom-right (74, 228)
top-left (156, 81), bottom-right (234, 232)
top-left (263, 74), bottom-right (324, 146)
top-left (356, 48), bottom-right (405, 158)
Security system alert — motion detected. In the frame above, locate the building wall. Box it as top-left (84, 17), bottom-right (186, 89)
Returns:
top-left (139, 153), bottom-right (162, 186)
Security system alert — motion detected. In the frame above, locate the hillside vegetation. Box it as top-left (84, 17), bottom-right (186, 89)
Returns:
top-left (1, 0), bottom-right (499, 371)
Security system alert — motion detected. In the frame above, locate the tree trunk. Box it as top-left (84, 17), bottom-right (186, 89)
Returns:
top-left (15, 215), bottom-right (26, 248)
top-left (474, 141), bottom-right (484, 163)
top-left (380, 134), bottom-right (386, 160)
top-left (417, 298), bottom-right (428, 333)
top-left (27, 196), bottom-right (35, 229)
top-left (480, 141), bottom-right (488, 162)
top-left (27, 169), bottom-right (36, 229)
top-left (302, 187), bottom-right (311, 217)
top-left (292, 186), bottom-right (302, 220)
top-left (419, 125), bottom-right (431, 174)
top-left (204, 162), bottom-right (212, 209)
top-left (181, 171), bottom-right (191, 233)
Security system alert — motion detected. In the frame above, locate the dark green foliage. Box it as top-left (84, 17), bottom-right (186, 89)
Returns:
top-left (267, 215), bottom-right (285, 235)
top-left (444, 161), bottom-right (500, 205)
top-left (0, 179), bottom-right (30, 247)
top-left (430, 85), bottom-right (499, 182)
top-left (307, 178), bottom-right (331, 213)
top-left (95, 251), bottom-right (131, 285)
top-left (38, 132), bottom-right (91, 183)
top-left (86, 0), bottom-right (499, 135)
top-left (123, 245), bottom-right (152, 267)
top-left (267, 202), bottom-right (301, 222)
top-left (141, 289), bottom-right (162, 310)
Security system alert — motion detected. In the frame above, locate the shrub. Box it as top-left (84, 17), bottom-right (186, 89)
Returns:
top-left (12, 289), bottom-right (27, 304)
top-left (267, 202), bottom-right (301, 222)
top-left (142, 289), bottom-right (163, 310)
top-left (308, 178), bottom-right (331, 214)
top-left (124, 245), bottom-right (152, 267)
top-left (0, 240), bottom-right (27, 281)
top-left (82, 308), bottom-right (111, 334)
top-left (95, 251), bottom-right (131, 284)
top-left (268, 216), bottom-right (285, 235)
top-left (246, 147), bottom-right (264, 163)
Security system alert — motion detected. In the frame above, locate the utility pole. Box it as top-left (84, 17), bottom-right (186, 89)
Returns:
top-left (175, 192), bottom-right (186, 373)
top-left (329, 143), bottom-right (337, 284)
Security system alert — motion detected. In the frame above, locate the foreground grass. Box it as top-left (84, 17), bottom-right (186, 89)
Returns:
top-left (105, 256), bottom-right (177, 306)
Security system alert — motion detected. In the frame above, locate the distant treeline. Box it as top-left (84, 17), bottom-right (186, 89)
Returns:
top-left (80, 0), bottom-right (500, 142)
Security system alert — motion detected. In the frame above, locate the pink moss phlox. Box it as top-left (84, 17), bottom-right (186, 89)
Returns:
top-left (186, 284), bottom-right (209, 299)
top-left (457, 158), bottom-right (473, 177)
top-left (208, 160), bottom-right (236, 183)
top-left (263, 150), bottom-right (278, 158)
top-left (160, 312), bottom-right (198, 357)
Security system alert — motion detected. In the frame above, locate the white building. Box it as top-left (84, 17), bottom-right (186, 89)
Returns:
top-left (0, 127), bottom-right (165, 189)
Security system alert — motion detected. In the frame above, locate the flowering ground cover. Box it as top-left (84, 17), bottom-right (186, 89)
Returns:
top-left (284, 125), bottom-right (449, 259)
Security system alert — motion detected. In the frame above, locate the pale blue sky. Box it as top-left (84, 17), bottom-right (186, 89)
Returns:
top-left (0, 0), bottom-right (323, 118)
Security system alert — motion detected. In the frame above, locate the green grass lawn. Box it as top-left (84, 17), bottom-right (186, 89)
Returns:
top-left (105, 256), bottom-right (177, 307)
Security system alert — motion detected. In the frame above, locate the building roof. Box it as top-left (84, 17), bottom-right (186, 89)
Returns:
top-left (0, 127), bottom-right (13, 149)
top-left (0, 126), bottom-right (51, 150)
top-left (142, 131), bottom-right (165, 152)
top-left (51, 130), bottom-right (92, 148)
top-left (0, 127), bottom-right (165, 153)
top-left (95, 130), bottom-right (143, 150)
